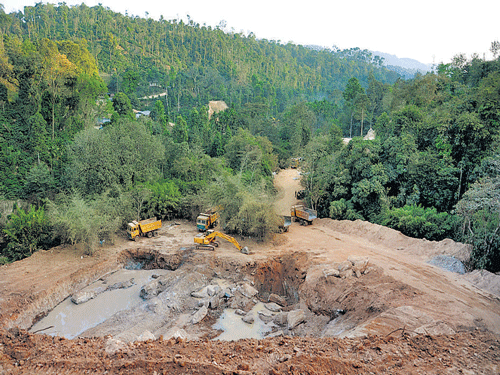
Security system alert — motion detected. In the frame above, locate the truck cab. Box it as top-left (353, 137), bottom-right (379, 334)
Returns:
top-left (127, 221), bottom-right (140, 240)
top-left (196, 214), bottom-right (210, 231)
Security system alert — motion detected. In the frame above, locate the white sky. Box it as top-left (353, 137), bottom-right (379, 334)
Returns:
top-left (3, 0), bottom-right (499, 65)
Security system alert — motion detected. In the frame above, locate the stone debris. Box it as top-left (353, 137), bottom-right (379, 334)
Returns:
top-left (258, 310), bottom-right (275, 323)
top-left (107, 278), bottom-right (135, 290)
top-left (208, 296), bottom-right (220, 309)
top-left (242, 313), bottom-right (254, 324)
top-left (191, 286), bottom-right (210, 298)
top-left (239, 283), bottom-right (258, 298)
top-left (287, 309), bottom-right (306, 329)
top-left (137, 330), bottom-right (156, 342)
top-left (140, 280), bottom-right (161, 299)
top-left (162, 328), bottom-right (188, 341)
top-left (71, 278), bottom-right (136, 305)
top-left (264, 302), bottom-right (282, 312)
top-left (234, 309), bottom-right (246, 316)
top-left (273, 312), bottom-right (288, 327)
top-left (206, 285), bottom-right (221, 297)
top-left (323, 257), bottom-right (371, 279)
top-left (191, 305), bottom-right (208, 324)
top-left (105, 338), bottom-right (127, 354)
top-left (269, 293), bottom-right (287, 306)
top-left (71, 291), bottom-right (97, 305)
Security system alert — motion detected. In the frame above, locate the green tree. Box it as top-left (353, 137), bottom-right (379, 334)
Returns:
top-left (172, 115), bottom-right (188, 143)
top-left (2, 205), bottom-right (52, 261)
top-left (22, 162), bottom-right (55, 205)
top-left (112, 92), bottom-right (134, 120)
top-left (456, 154), bottom-right (500, 271)
top-left (343, 77), bottom-right (365, 137)
top-left (47, 192), bottom-right (121, 255)
top-left (142, 180), bottom-right (182, 220)
top-left (66, 120), bottom-right (164, 195)
top-left (151, 100), bottom-right (167, 129)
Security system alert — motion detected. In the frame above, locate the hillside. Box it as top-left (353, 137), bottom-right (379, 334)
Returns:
top-left (0, 169), bottom-right (499, 374)
top-left (369, 51), bottom-right (433, 78)
top-left (5, 3), bottom-right (400, 114)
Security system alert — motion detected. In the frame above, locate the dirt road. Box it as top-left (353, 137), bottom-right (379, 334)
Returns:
top-left (1, 169), bottom-right (500, 374)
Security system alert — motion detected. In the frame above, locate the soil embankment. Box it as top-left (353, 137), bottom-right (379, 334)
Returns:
top-left (1, 169), bottom-right (500, 374)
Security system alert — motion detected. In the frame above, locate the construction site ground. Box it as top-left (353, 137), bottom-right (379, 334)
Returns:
top-left (1, 168), bottom-right (500, 374)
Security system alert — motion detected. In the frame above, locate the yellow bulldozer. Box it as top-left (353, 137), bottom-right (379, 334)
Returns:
top-left (194, 230), bottom-right (249, 254)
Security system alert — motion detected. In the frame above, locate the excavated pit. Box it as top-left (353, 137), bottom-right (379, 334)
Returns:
top-left (28, 247), bottom-right (407, 342)
top-left (28, 249), bottom-right (315, 342)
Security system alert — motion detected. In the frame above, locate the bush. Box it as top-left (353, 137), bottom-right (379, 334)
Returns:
top-left (2, 205), bottom-right (52, 261)
top-left (47, 193), bottom-right (121, 255)
top-left (456, 174), bottom-right (500, 272)
top-left (379, 204), bottom-right (456, 241)
top-left (205, 175), bottom-right (280, 240)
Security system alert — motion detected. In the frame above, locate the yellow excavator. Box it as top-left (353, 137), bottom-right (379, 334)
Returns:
top-left (194, 230), bottom-right (249, 254)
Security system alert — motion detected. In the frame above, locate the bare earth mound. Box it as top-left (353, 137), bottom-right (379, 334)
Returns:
top-left (1, 169), bottom-right (500, 374)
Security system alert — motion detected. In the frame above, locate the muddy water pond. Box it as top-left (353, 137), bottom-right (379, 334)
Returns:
top-left (213, 302), bottom-right (273, 341)
top-left (30, 268), bottom-right (170, 339)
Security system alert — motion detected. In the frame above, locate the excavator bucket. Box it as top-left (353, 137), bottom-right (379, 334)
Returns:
top-left (240, 246), bottom-right (250, 254)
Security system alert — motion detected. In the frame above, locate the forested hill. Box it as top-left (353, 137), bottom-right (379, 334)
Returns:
top-left (1, 3), bottom-right (500, 274)
top-left (4, 3), bottom-right (398, 112)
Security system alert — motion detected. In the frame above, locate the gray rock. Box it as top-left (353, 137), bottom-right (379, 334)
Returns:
top-left (107, 278), bottom-right (135, 290)
top-left (208, 296), bottom-right (220, 309)
top-left (287, 309), bottom-right (306, 329)
top-left (234, 309), bottom-right (246, 316)
top-left (268, 293), bottom-right (287, 306)
top-left (191, 305), bottom-right (208, 324)
top-left (239, 283), bottom-right (258, 298)
top-left (207, 285), bottom-right (221, 297)
top-left (258, 310), bottom-right (274, 323)
top-left (137, 330), bottom-right (156, 342)
top-left (428, 255), bottom-right (466, 274)
top-left (323, 268), bottom-right (340, 278)
top-left (105, 338), bottom-right (127, 354)
top-left (338, 260), bottom-right (352, 272)
top-left (163, 328), bottom-right (188, 340)
top-left (191, 286), bottom-right (210, 298)
top-left (273, 312), bottom-right (288, 327)
top-left (71, 291), bottom-right (96, 305)
top-left (242, 313), bottom-right (254, 324)
top-left (264, 302), bottom-right (282, 312)
top-left (140, 280), bottom-right (161, 300)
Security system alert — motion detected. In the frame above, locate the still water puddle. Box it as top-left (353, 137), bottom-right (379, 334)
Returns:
top-left (30, 269), bottom-right (169, 339)
top-left (212, 302), bottom-right (273, 341)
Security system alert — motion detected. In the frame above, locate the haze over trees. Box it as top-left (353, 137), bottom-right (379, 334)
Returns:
top-left (0, 3), bottom-right (498, 272)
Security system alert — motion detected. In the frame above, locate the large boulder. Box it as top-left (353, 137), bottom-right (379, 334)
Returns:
top-left (191, 305), bottom-right (208, 324)
top-left (287, 309), bottom-right (306, 329)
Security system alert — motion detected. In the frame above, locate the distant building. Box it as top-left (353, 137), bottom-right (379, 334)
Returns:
top-left (95, 117), bottom-right (111, 129)
top-left (134, 110), bottom-right (151, 119)
top-left (342, 128), bottom-right (376, 144)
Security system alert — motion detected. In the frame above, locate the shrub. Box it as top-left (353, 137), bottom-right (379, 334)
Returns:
top-left (379, 204), bottom-right (456, 241)
top-left (2, 205), bottom-right (52, 261)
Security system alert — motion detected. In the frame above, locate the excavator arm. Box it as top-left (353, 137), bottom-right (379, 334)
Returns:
top-left (194, 230), bottom-right (248, 253)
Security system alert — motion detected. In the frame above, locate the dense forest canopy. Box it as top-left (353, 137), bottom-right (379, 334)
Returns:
top-left (0, 3), bottom-right (499, 273)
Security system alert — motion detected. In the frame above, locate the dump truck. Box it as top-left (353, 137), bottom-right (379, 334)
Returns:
top-left (194, 230), bottom-right (249, 253)
top-left (290, 204), bottom-right (317, 225)
top-left (196, 207), bottom-right (220, 231)
top-left (127, 217), bottom-right (161, 240)
top-left (291, 157), bottom-right (302, 168)
top-left (279, 215), bottom-right (292, 233)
